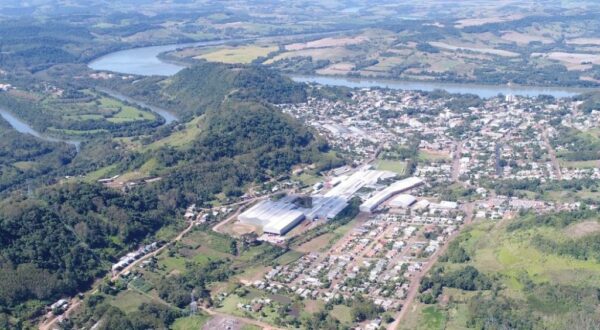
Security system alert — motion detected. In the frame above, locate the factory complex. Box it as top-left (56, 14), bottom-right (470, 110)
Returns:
top-left (239, 165), bottom-right (424, 235)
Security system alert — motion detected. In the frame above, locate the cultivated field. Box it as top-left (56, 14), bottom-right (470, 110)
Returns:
top-left (196, 45), bottom-right (278, 64)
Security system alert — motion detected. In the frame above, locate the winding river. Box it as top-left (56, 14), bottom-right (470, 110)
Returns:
top-left (96, 87), bottom-right (178, 125)
top-left (89, 41), bottom-right (591, 98)
top-left (0, 107), bottom-right (81, 150)
top-left (2, 36), bottom-right (595, 148)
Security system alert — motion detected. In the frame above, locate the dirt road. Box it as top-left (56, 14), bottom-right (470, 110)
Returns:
top-left (388, 202), bottom-right (475, 330)
top-left (539, 125), bottom-right (562, 180)
top-left (451, 141), bottom-right (463, 181)
top-left (39, 218), bottom-right (197, 330)
top-left (200, 307), bottom-right (285, 330)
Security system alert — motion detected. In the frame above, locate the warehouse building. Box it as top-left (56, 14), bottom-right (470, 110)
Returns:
top-left (389, 194), bottom-right (416, 208)
top-left (238, 167), bottom-right (402, 235)
top-left (239, 196), bottom-right (306, 235)
top-left (360, 177), bottom-right (424, 213)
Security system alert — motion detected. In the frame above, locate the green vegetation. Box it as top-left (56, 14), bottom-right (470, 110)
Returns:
top-left (0, 183), bottom-right (178, 327)
top-left (114, 62), bottom-right (308, 120)
top-left (172, 315), bottom-right (210, 330)
top-left (411, 209), bottom-right (600, 329)
top-left (0, 90), bottom-right (161, 138)
top-left (197, 45), bottom-right (278, 64)
top-left (0, 116), bottom-right (76, 194)
top-left (375, 159), bottom-right (407, 175)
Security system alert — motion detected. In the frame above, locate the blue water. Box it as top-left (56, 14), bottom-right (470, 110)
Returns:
top-left (89, 42), bottom-right (590, 98)
top-left (0, 108), bottom-right (80, 150)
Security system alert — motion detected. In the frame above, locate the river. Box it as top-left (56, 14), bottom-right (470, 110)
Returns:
top-left (2, 37), bottom-right (591, 149)
top-left (0, 107), bottom-right (81, 150)
top-left (88, 41), bottom-right (591, 98)
top-left (96, 87), bottom-right (178, 124)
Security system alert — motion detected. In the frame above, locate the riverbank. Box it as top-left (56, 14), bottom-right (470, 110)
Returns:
top-left (0, 107), bottom-right (81, 151)
top-left (88, 40), bottom-right (596, 98)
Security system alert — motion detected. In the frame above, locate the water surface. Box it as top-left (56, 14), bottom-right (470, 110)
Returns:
top-left (0, 108), bottom-right (81, 150)
top-left (89, 42), bottom-right (591, 98)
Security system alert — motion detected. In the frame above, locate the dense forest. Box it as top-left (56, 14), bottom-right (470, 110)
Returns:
top-left (0, 117), bottom-right (76, 194)
top-left (111, 62), bottom-right (308, 120)
top-left (0, 183), bottom-right (178, 322)
top-left (0, 62), bottom-right (339, 327)
top-left (128, 63), bottom-right (336, 207)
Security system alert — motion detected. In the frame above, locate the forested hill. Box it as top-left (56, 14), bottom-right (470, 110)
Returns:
top-left (115, 62), bottom-right (307, 119)
top-left (0, 116), bottom-right (76, 194)
top-left (136, 62), bottom-right (338, 205)
top-left (0, 183), bottom-right (177, 314)
top-left (0, 61), bottom-right (340, 327)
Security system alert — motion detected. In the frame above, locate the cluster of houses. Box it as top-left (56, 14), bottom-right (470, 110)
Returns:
top-left (247, 204), bottom-right (462, 312)
top-left (111, 241), bottom-right (162, 274)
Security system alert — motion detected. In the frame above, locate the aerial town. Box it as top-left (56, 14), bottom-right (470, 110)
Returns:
top-left (161, 86), bottom-right (597, 328)
top-left (38, 82), bottom-right (599, 330)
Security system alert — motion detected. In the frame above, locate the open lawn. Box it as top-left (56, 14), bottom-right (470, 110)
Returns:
top-left (172, 315), bottom-right (210, 330)
top-left (332, 305), bottom-right (353, 324)
top-left (294, 233), bottom-right (335, 253)
top-left (144, 116), bottom-right (204, 151)
top-left (196, 45), bottom-right (277, 64)
top-left (109, 290), bottom-right (161, 314)
top-left (375, 159), bottom-right (407, 175)
top-left (99, 97), bottom-right (155, 123)
top-left (274, 250), bottom-right (304, 265)
top-left (418, 150), bottom-right (451, 162)
top-left (559, 159), bottom-right (598, 169)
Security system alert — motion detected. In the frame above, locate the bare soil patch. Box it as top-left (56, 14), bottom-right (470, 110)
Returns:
top-left (285, 36), bottom-right (366, 51)
top-left (532, 52), bottom-right (600, 70)
top-left (565, 221), bottom-right (600, 239)
top-left (430, 41), bottom-right (519, 57)
top-left (567, 38), bottom-right (600, 46)
top-left (501, 31), bottom-right (553, 44)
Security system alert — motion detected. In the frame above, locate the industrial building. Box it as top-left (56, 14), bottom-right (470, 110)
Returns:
top-left (360, 177), bottom-right (424, 213)
top-left (238, 196), bottom-right (306, 235)
top-left (305, 196), bottom-right (349, 221)
top-left (238, 166), bottom-right (400, 235)
top-left (389, 194), bottom-right (416, 208)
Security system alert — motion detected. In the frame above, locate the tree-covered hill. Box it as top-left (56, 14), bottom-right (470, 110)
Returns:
top-left (0, 61), bottom-right (341, 327)
top-left (0, 117), bottom-right (76, 194)
top-left (115, 62), bottom-right (307, 119)
top-left (127, 63), bottom-right (339, 206)
top-left (0, 183), bottom-right (176, 315)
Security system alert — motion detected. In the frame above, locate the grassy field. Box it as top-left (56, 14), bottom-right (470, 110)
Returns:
top-left (407, 215), bottom-right (600, 329)
top-left (109, 290), bottom-right (162, 313)
top-left (294, 232), bottom-right (335, 253)
top-left (559, 159), bottom-right (599, 169)
top-left (172, 315), bottom-right (210, 330)
top-left (375, 159), bottom-right (407, 174)
top-left (197, 45), bottom-right (278, 64)
top-left (38, 91), bottom-right (157, 135)
top-left (418, 150), bottom-right (451, 162)
top-left (144, 115), bottom-right (204, 151)
top-left (332, 305), bottom-right (353, 324)
top-left (274, 250), bottom-right (304, 265)
top-left (99, 97), bottom-right (155, 123)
